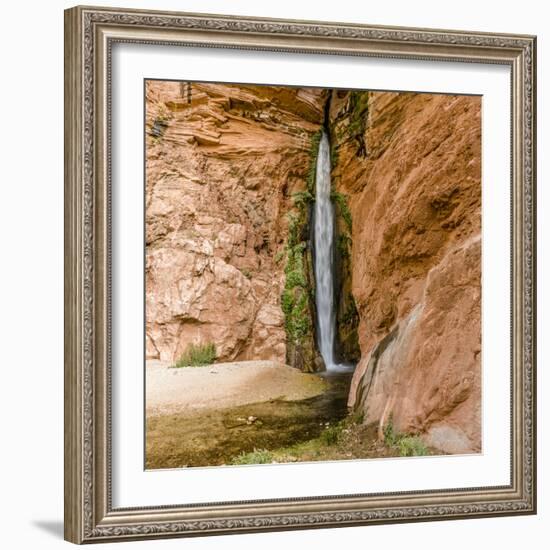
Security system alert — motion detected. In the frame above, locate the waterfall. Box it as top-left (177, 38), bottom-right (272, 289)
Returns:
top-left (313, 132), bottom-right (352, 373)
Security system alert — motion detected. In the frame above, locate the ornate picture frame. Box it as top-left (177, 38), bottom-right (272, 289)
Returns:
top-left (64, 5), bottom-right (536, 543)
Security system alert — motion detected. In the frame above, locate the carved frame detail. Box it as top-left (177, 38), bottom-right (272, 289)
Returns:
top-left (64, 5), bottom-right (536, 544)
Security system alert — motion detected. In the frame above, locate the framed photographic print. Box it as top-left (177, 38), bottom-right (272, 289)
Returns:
top-left (64, 5), bottom-right (537, 544)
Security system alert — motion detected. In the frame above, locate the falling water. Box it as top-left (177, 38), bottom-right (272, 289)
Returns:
top-left (313, 132), bottom-right (351, 373)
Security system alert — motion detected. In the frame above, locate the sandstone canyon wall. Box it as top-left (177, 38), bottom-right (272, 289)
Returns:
top-left (145, 81), bottom-right (325, 366)
top-left (329, 91), bottom-right (482, 453)
top-left (146, 81), bottom-right (482, 454)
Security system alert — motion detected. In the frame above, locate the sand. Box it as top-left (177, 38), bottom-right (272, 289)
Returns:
top-left (145, 360), bottom-right (327, 417)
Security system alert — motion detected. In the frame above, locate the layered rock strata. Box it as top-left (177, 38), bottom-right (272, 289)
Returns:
top-left (145, 81), bottom-right (325, 365)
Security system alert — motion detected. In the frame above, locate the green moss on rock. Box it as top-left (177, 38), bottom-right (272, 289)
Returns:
top-left (281, 132), bottom-right (323, 373)
top-left (331, 191), bottom-right (353, 231)
top-left (347, 91), bottom-right (369, 138)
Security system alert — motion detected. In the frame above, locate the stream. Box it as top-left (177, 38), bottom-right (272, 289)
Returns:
top-left (146, 371), bottom-right (353, 469)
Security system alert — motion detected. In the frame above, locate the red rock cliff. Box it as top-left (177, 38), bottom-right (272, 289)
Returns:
top-left (146, 82), bottom-right (482, 454)
top-left (145, 82), bottom-right (324, 364)
top-left (330, 91), bottom-right (482, 454)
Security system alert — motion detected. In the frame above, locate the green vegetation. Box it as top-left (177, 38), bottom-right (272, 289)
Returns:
top-left (348, 409), bottom-right (365, 425)
top-left (171, 342), bottom-right (216, 368)
top-left (149, 105), bottom-right (173, 140)
top-left (230, 448), bottom-right (274, 465)
top-left (319, 421), bottom-right (346, 446)
top-left (347, 90), bottom-right (370, 139)
top-left (332, 90), bottom-right (369, 156)
top-left (382, 417), bottom-right (400, 447)
top-left (280, 132), bottom-right (322, 360)
top-left (222, 414), bottom-right (431, 468)
top-left (229, 420), bottom-right (346, 466)
top-left (383, 417), bottom-right (429, 457)
top-left (291, 190), bottom-right (314, 209)
top-left (396, 436), bottom-right (429, 457)
top-left (281, 241), bottom-right (311, 342)
top-left (331, 191), bottom-right (353, 231)
top-left (330, 141), bottom-right (339, 168)
top-left (337, 233), bottom-right (352, 259)
top-left (341, 301), bottom-right (359, 326)
top-left (241, 268), bottom-right (252, 279)
top-left (286, 212), bottom-right (301, 248)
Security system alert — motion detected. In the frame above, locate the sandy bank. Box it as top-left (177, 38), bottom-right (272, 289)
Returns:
top-left (146, 360), bottom-right (327, 417)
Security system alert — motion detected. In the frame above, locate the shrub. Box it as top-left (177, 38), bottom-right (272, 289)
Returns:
top-left (286, 212), bottom-right (300, 248)
top-left (292, 190), bottom-right (314, 209)
top-left (349, 410), bottom-right (364, 425)
top-left (231, 449), bottom-right (273, 465)
top-left (172, 342), bottom-right (216, 368)
top-left (397, 436), bottom-right (429, 457)
top-left (320, 422), bottom-right (345, 446)
top-left (383, 417), bottom-right (399, 447)
top-left (282, 289), bottom-right (311, 341)
top-left (383, 416), bottom-right (429, 457)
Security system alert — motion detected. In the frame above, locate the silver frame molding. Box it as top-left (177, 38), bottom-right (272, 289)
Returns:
top-left (64, 5), bottom-right (537, 544)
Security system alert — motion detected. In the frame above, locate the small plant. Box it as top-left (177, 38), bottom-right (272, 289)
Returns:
top-left (330, 143), bottom-right (339, 167)
top-left (337, 233), bottom-right (352, 259)
top-left (286, 212), bottom-right (301, 248)
top-left (331, 191), bottom-right (353, 231)
top-left (383, 417), bottom-right (399, 447)
top-left (149, 105), bottom-right (173, 139)
top-left (230, 449), bottom-right (273, 465)
top-left (241, 268), bottom-right (252, 279)
top-left (172, 342), bottom-right (216, 368)
top-left (320, 422), bottom-right (345, 446)
top-left (397, 436), bottom-right (429, 457)
top-left (281, 239), bottom-right (312, 345)
top-left (347, 90), bottom-right (370, 138)
top-left (292, 190), bottom-right (314, 209)
top-left (341, 301), bottom-right (359, 325)
top-left (319, 420), bottom-right (346, 445)
top-left (349, 410), bottom-right (364, 425)
top-left (383, 416), bottom-right (429, 457)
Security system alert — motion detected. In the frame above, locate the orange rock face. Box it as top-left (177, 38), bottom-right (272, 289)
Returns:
top-left (146, 82), bottom-right (482, 454)
top-left (331, 91), bottom-right (482, 453)
top-left (145, 81), bottom-right (324, 363)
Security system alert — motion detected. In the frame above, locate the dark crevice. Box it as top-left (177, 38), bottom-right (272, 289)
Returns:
top-left (323, 89), bottom-right (333, 133)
